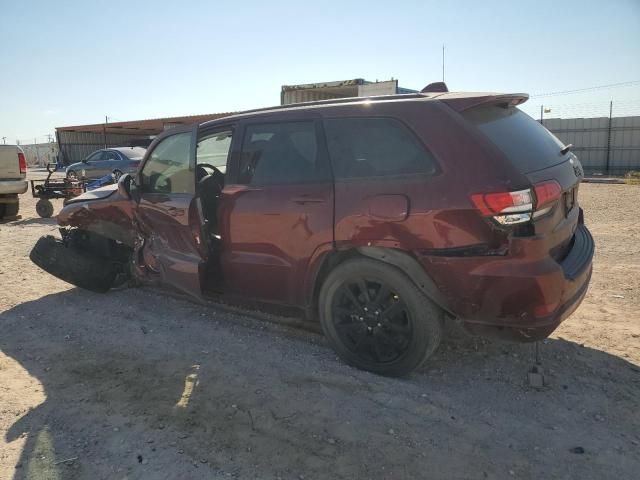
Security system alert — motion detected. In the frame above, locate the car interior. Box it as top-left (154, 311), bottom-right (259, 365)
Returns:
top-left (196, 131), bottom-right (232, 236)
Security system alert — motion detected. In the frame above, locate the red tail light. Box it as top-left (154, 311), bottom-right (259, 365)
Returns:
top-left (534, 180), bottom-right (562, 208)
top-left (471, 189), bottom-right (533, 225)
top-left (471, 190), bottom-right (532, 216)
top-left (471, 180), bottom-right (564, 225)
top-left (18, 152), bottom-right (27, 174)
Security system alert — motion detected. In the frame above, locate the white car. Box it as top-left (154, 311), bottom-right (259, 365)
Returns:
top-left (0, 145), bottom-right (28, 220)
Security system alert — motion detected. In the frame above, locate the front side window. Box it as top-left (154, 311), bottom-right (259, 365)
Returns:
top-left (238, 121), bottom-right (328, 185)
top-left (324, 118), bottom-right (437, 179)
top-left (86, 151), bottom-right (103, 163)
top-left (197, 130), bottom-right (232, 172)
top-left (140, 132), bottom-right (193, 194)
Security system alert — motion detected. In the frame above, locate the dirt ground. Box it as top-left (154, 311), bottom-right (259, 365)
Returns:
top-left (1, 181), bottom-right (639, 480)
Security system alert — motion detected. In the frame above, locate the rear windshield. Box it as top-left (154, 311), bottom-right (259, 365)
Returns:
top-left (462, 105), bottom-right (566, 173)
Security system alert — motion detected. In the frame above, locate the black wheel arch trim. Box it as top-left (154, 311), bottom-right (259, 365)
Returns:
top-left (355, 246), bottom-right (452, 315)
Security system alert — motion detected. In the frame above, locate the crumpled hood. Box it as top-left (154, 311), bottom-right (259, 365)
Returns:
top-left (65, 184), bottom-right (117, 204)
top-left (57, 183), bottom-right (135, 247)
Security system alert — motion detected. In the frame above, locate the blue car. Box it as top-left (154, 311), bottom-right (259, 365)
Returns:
top-left (66, 147), bottom-right (146, 180)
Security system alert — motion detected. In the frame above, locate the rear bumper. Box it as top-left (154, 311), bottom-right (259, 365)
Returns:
top-left (0, 180), bottom-right (28, 195)
top-left (417, 223), bottom-right (594, 342)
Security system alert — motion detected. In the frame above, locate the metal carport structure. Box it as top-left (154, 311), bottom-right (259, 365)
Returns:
top-left (56, 113), bottom-right (231, 165)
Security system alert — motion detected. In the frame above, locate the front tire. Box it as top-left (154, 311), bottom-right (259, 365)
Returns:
top-left (30, 235), bottom-right (119, 293)
top-left (319, 258), bottom-right (443, 376)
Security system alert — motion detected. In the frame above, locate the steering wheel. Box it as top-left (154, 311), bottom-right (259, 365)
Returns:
top-left (196, 163), bottom-right (223, 180)
top-left (196, 163), bottom-right (225, 189)
top-left (197, 163), bottom-right (222, 176)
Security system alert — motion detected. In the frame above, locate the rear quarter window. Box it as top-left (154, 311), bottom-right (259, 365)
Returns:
top-left (324, 117), bottom-right (437, 179)
top-left (462, 106), bottom-right (567, 173)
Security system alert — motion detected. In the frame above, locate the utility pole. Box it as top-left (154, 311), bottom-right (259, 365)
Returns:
top-left (1, 136), bottom-right (5, 144)
top-left (442, 44), bottom-right (445, 82)
top-left (46, 133), bottom-right (53, 143)
top-left (34, 137), bottom-right (41, 165)
top-left (103, 115), bottom-right (108, 149)
top-left (605, 100), bottom-right (613, 175)
top-left (540, 105), bottom-right (544, 124)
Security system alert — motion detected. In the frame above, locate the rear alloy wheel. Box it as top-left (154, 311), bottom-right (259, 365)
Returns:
top-left (36, 199), bottom-right (54, 218)
top-left (67, 169), bottom-right (77, 179)
top-left (112, 169), bottom-right (123, 181)
top-left (319, 258), bottom-right (443, 376)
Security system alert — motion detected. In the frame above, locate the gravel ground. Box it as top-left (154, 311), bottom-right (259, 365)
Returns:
top-left (1, 182), bottom-right (639, 480)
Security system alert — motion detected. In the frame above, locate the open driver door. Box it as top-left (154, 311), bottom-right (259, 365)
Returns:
top-left (132, 124), bottom-right (209, 301)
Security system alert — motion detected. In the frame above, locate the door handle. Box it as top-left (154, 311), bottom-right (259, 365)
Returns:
top-left (292, 196), bottom-right (325, 205)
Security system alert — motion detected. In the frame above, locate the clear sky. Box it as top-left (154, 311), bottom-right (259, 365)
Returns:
top-left (1, 0), bottom-right (639, 144)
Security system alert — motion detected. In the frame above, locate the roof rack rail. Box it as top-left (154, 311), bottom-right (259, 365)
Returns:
top-left (237, 93), bottom-right (427, 115)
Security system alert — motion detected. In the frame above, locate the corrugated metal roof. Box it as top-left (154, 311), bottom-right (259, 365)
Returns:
top-left (281, 79), bottom-right (366, 91)
top-left (57, 112), bottom-right (233, 134)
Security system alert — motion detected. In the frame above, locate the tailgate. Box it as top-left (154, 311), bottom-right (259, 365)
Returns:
top-left (460, 103), bottom-right (584, 255)
top-left (0, 146), bottom-right (21, 179)
top-left (527, 157), bottom-right (583, 259)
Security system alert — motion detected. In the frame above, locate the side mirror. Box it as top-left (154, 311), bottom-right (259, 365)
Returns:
top-left (117, 173), bottom-right (139, 202)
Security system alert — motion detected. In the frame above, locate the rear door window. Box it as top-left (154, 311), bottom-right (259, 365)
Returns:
top-left (324, 117), bottom-right (437, 179)
top-left (462, 106), bottom-right (566, 173)
top-left (238, 121), bottom-right (329, 185)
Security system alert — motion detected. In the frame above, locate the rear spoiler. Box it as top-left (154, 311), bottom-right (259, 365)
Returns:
top-left (435, 93), bottom-right (529, 112)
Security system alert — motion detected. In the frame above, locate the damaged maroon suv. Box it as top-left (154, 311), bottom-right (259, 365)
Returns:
top-left (30, 88), bottom-right (594, 376)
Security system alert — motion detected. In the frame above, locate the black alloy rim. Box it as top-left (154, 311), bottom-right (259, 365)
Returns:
top-left (331, 278), bottom-right (413, 363)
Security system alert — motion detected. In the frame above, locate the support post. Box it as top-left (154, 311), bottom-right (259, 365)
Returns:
top-left (540, 105), bottom-right (543, 124)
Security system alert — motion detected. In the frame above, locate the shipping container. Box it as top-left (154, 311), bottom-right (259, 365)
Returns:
top-left (281, 79), bottom-right (416, 105)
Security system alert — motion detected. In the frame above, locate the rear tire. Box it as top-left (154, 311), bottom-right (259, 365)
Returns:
top-left (30, 235), bottom-right (118, 293)
top-left (319, 258), bottom-right (443, 377)
top-left (113, 169), bottom-right (123, 181)
top-left (36, 199), bottom-right (54, 218)
top-left (67, 169), bottom-right (77, 179)
top-left (5, 200), bottom-right (19, 218)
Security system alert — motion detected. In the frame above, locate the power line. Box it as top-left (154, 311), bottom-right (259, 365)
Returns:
top-left (531, 80), bottom-right (640, 98)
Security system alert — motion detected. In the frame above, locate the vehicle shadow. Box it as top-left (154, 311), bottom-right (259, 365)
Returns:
top-left (1, 288), bottom-right (639, 479)
top-left (5, 217), bottom-right (57, 226)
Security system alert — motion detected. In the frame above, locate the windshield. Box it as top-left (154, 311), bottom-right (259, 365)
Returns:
top-left (463, 105), bottom-right (567, 173)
